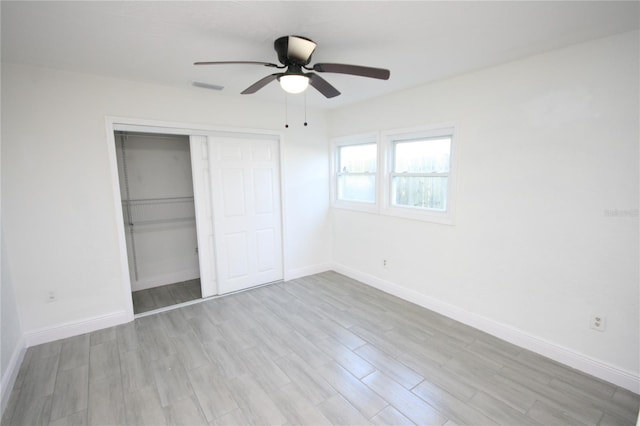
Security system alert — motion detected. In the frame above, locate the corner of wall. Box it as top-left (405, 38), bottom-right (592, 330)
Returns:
top-left (285, 263), bottom-right (333, 282)
top-left (0, 336), bottom-right (25, 417)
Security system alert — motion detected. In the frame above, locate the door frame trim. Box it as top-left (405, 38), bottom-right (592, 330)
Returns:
top-left (104, 116), bottom-right (285, 320)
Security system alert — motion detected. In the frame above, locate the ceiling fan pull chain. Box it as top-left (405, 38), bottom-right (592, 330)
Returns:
top-left (304, 92), bottom-right (308, 127)
top-left (284, 94), bottom-right (289, 129)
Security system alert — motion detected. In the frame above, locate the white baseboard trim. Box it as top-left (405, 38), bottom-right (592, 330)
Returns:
top-left (332, 262), bottom-right (640, 394)
top-left (131, 269), bottom-right (200, 292)
top-left (1, 336), bottom-right (26, 417)
top-left (284, 263), bottom-right (332, 281)
top-left (24, 310), bottom-right (132, 347)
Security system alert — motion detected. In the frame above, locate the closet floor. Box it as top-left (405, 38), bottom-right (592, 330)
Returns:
top-left (132, 279), bottom-right (201, 314)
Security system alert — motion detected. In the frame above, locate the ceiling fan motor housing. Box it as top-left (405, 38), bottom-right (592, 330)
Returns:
top-left (274, 35), bottom-right (317, 65)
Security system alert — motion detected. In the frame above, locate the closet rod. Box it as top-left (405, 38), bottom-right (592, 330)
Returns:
top-left (121, 196), bottom-right (196, 227)
top-left (126, 196), bottom-right (194, 203)
top-left (124, 217), bottom-right (197, 227)
top-left (114, 131), bottom-right (189, 141)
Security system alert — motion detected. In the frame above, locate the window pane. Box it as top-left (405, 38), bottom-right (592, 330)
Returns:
top-left (339, 143), bottom-right (377, 173)
top-left (392, 176), bottom-right (447, 210)
top-left (338, 175), bottom-right (376, 203)
top-left (394, 138), bottom-right (450, 173)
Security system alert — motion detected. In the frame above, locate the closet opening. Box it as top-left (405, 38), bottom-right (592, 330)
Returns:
top-left (115, 131), bottom-right (202, 314)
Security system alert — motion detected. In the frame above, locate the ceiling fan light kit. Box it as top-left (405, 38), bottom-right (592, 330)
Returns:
top-left (278, 74), bottom-right (309, 94)
top-left (195, 35), bottom-right (390, 98)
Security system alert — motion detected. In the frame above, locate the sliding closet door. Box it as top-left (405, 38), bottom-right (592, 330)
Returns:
top-left (209, 137), bottom-right (283, 294)
top-left (190, 135), bottom-right (217, 297)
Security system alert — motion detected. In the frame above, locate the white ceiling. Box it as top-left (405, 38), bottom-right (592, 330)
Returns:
top-left (2, 1), bottom-right (638, 109)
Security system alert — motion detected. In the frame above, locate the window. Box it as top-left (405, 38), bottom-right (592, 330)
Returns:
top-left (391, 137), bottom-right (451, 210)
top-left (338, 143), bottom-right (377, 202)
top-left (383, 125), bottom-right (455, 224)
top-left (331, 134), bottom-right (378, 212)
top-left (330, 125), bottom-right (455, 224)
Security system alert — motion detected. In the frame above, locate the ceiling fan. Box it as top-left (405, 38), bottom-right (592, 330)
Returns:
top-left (194, 35), bottom-right (390, 98)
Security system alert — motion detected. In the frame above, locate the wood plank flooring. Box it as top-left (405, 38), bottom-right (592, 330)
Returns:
top-left (3, 272), bottom-right (639, 425)
top-left (132, 279), bottom-right (202, 314)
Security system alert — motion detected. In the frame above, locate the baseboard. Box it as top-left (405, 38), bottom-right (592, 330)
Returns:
top-left (24, 310), bottom-right (131, 347)
top-left (332, 262), bottom-right (640, 394)
top-left (284, 262), bottom-right (332, 281)
top-left (131, 269), bottom-right (200, 292)
top-left (1, 336), bottom-right (26, 417)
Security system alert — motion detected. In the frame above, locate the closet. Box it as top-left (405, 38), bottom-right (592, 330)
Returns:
top-left (115, 131), bottom-right (201, 314)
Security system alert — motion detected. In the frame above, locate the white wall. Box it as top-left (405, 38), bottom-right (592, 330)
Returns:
top-left (1, 63), bottom-right (332, 338)
top-left (1, 71), bottom-right (27, 409)
top-left (327, 31), bottom-right (639, 389)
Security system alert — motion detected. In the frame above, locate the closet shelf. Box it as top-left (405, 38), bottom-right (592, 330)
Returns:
top-left (121, 196), bottom-right (196, 226)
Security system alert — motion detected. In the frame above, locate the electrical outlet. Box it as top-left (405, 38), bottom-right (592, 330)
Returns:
top-left (46, 291), bottom-right (57, 303)
top-left (590, 315), bottom-right (606, 332)
top-left (383, 259), bottom-right (388, 268)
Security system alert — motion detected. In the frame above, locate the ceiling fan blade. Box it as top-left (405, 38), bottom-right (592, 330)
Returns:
top-left (308, 73), bottom-right (341, 98)
top-left (241, 73), bottom-right (282, 94)
top-left (312, 63), bottom-right (390, 80)
top-left (194, 60), bottom-right (281, 68)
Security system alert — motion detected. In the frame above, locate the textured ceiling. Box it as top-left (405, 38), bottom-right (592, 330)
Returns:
top-left (2, 1), bottom-right (638, 109)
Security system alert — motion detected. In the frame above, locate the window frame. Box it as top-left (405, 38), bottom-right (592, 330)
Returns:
top-left (330, 133), bottom-right (380, 213)
top-left (381, 124), bottom-right (456, 224)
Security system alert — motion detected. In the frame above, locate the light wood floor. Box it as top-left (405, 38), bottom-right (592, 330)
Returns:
top-left (132, 279), bottom-right (202, 314)
top-left (3, 272), bottom-right (639, 425)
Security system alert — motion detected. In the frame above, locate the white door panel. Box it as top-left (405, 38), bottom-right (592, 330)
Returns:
top-left (210, 137), bottom-right (283, 294)
top-left (189, 136), bottom-right (217, 297)
top-left (256, 228), bottom-right (277, 272)
top-left (220, 144), bottom-right (243, 161)
top-left (253, 169), bottom-right (275, 214)
top-left (225, 232), bottom-right (250, 278)
top-left (221, 169), bottom-right (246, 216)
top-left (252, 143), bottom-right (274, 161)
